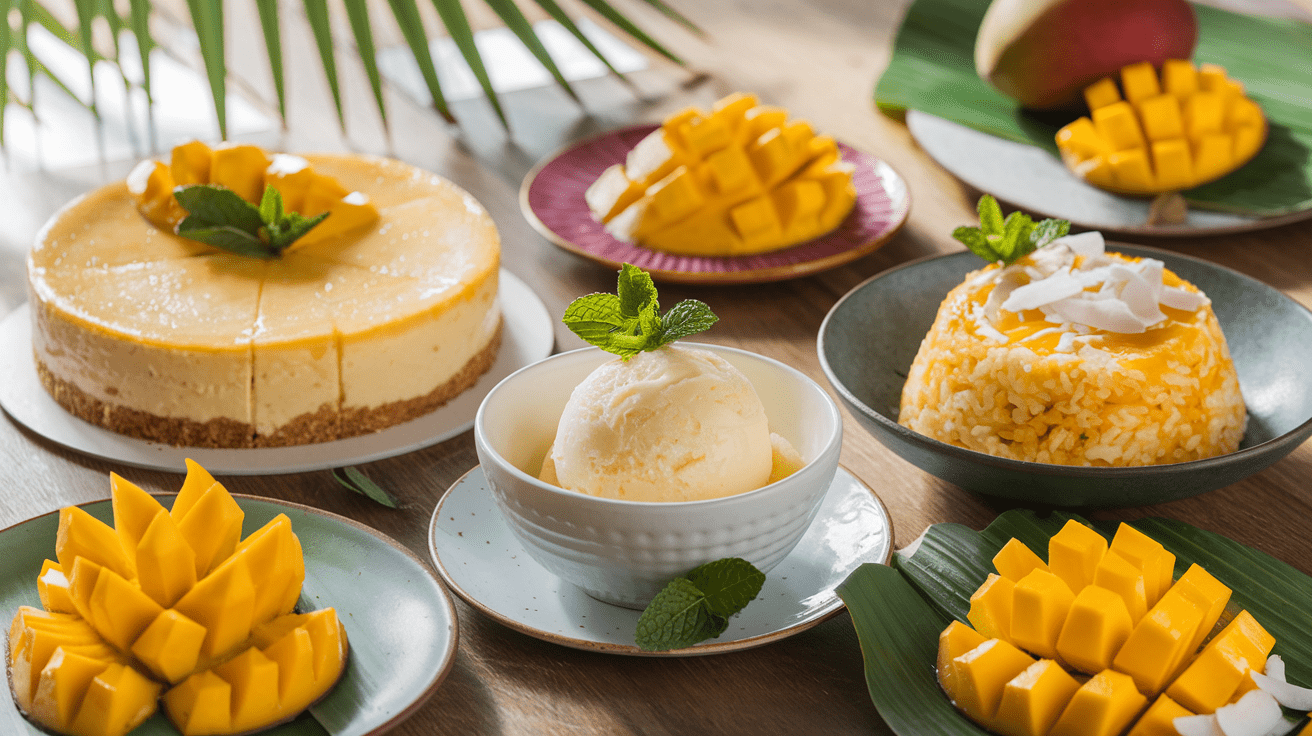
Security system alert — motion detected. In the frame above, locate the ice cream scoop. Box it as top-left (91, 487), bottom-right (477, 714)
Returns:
top-left (540, 344), bottom-right (795, 502)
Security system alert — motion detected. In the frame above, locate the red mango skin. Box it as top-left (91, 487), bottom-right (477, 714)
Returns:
top-left (982, 0), bottom-right (1198, 110)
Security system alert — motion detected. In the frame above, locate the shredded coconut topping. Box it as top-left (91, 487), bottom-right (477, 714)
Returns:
top-left (979, 231), bottom-right (1209, 334)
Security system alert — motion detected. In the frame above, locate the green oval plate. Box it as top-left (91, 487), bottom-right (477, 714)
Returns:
top-left (1, 494), bottom-right (457, 735)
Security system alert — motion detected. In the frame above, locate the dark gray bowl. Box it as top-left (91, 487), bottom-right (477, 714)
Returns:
top-left (818, 244), bottom-right (1312, 507)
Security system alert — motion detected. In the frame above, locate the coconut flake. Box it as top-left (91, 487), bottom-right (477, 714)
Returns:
top-left (1175, 714), bottom-right (1225, 736)
top-left (1051, 231), bottom-right (1105, 258)
top-left (1001, 268), bottom-right (1084, 312)
top-left (1253, 666), bottom-right (1312, 710)
top-left (125, 160), bottom-right (156, 196)
top-left (1162, 285), bottom-right (1209, 311)
top-left (268, 153), bottom-right (309, 175)
top-left (1215, 690), bottom-right (1284, 736)
top-left (1265, 655), bottom-right (1286, 683)
top-left (1047, 297), bottom-right (1151, 334)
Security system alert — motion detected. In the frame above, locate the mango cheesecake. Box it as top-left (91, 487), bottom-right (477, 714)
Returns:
top-left (28, 143), bottom-right (501, 448)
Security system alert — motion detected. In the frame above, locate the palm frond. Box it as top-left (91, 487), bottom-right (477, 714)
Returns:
top-left (386, 0), bottom-right (454, 122)
top-left (342, 0), bottom-right (388, 131)
top-left (183, 0), bottom-right (227, 139)
top-left (302, 0), bottom-right (346, 132)
top-left (430, 0), bottom-right (508, 128)
top-left (253, 0), bottom-right (284, 121)
top-left (11, 0), bottom-right (693, 142)
top-left (482, 0), bottom-right (578, 102)
top-left (0, 0), bottom-right (10, 145)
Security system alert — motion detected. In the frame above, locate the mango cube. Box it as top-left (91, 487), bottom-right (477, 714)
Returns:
top-left (1112, 586), bottom-right (1206, 695)
top-left (1109, 524), bottom-right (1174, 607)
top-left (968, 573), bottom-right (1016, 643)
top-left (1127, 694), bottom-right (1194, 736)
top-left (951, 639), bottom-right (1038, 722)
top-left (1055, 60), bottom-right (1266, 193)
top-left (1047, 520), bottom-right (1107, 595)
top-left (938, 620), bottom-right (989, 692)
top-left (37, 560), bottom-right (76, 614)
top-left (586, 92), bottom-right (856, 256)
top-left (1056, 585), bottom-right (1133, 674)
top-left (1049, 670), bottom-right (1148, 736)
top-left (994, 659), bottom-right (1081, 736)
top-left (993, 539), bottom-right (1049, 583)
top-left (1010, 570), bottom-right (1075, 660)
top-left (1094, 550), bottom-right (1149, 624)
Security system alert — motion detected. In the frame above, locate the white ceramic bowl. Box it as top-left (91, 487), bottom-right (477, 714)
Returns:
top-left (474, 343), bottom-right (842, 609)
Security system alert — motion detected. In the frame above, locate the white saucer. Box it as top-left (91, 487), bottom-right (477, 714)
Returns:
top-left (0, 270), bottom-right (554, 475)
top-left (428, 465), bottom-right (894, 656)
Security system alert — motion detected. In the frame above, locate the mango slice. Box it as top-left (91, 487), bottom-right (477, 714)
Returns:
top-left (127, 142), bottom-right (379, 247)
top-left (936, 521), bottom-right (1278, 736)
top-left (1055, 60), bottom-right (1267, 194)
top-left (5, 461), bottom-right (346, 736)
top-left (585, 92), bottom-right (857, 256)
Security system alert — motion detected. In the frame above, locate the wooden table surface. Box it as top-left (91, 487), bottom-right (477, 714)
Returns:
top-left (2, 1), bottom-right (1311, 734)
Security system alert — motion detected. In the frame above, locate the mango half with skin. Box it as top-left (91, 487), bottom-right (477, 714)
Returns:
top-left (6, 460), bottom-right (349, 736)
top-left (940, 521), bottom-right (1277, 736)
top-left (1055, 60), bottom-right (1266, 195)
top-left (126, 140), bottom-right (379, 249)
top-left (975, 0), bottom-right (1197, 110)
top-left (586, 93), bottom-right (856, 257)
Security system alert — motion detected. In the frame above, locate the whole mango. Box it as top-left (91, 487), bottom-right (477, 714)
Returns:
top-left (975, 0), bottom-right (1197, 110)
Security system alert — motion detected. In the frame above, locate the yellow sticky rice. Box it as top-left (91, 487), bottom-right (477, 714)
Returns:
top-left (898, 256), bottom-right (1246, 466)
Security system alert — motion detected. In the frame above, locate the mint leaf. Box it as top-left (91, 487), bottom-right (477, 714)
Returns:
top-left (658, 300), bottom-right (718, 344)
top-left (616, 262), bottom-right (658, 319)
top-left (174, 221), bottom-right (269, 258)
top-left (953, 195), bottom-right (1071, 266)
top-left (685, 557), bottom-right (766, 618)
top-left (174, 185), bottom-right (265, 233)
top-left (635, 577), bottom-right (718, 651)
top-left (172, 184), bottom-right (330, 257)
top-left (634, 557), bottom-right (765, 651)
top-left (331, 467), bottom-right (399, 508)
top-left (562, 264), bottom-right (719, 360)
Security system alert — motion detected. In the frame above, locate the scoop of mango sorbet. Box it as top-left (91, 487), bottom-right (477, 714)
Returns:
top-left (540, 345), bottom-right (803, 502)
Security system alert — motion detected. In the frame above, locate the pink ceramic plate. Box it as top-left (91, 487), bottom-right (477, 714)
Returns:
top-left (520, 124), bottom-right (911, 285)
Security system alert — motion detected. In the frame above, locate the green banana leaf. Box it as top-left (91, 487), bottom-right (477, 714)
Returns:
top-left (836, 509), bottom-right (1312, 735)
top-left (875, 0), bottom-right (1312, 216)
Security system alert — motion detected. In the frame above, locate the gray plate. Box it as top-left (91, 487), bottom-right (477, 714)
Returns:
top-left (2, 495), bottom-right (457, 735)
top-left (907, 111), bottom-right (1312, 237)
top-left (817, 244), bottom-right (1312, 507)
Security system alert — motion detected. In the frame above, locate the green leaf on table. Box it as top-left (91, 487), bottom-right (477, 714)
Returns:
top-left (253, 0), bottom-right (285, 122)
top-left (431, 0), bottom-right (507, 129)
top-left (562, 263), bottom-right (718, 360)
top-left (331, 467), bottom-right (399, 508)
top-left (386, 0), bottom-right (454, 122)
top-left (952, 194), bottom-right (1069, 265)
top-left (184, 0), bottom-right (227, 139)
top-left (343, 0), bottom-right (388, 130)
top-left (685, 557), bottom-right (765, 618)
top-left (528, 0), bottom-right (628, 83)
top-left (838, 509), bottom-right (1312, 736)
top-left (302, 0), bottom-right (345, 132)
top-left (483, 0), bottom-right (578, 102)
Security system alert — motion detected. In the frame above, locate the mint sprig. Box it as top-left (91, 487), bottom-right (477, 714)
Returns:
top-left (952, 194), bottom-right (1071, 265)
top-left (562, 263), bottom-right (717, 360)
top-left (635, 557), bottom-right (765, 651)
top-left (173, 184), bottom-right (328, 258)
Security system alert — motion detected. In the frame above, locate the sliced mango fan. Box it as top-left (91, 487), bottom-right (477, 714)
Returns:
top-left (835, 509), bottom-right (1312, 736)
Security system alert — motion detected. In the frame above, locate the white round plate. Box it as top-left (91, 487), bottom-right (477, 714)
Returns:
top-left (0, 270), bottom-right (553, 475)
top-left (428, 465), bottom-right (893, 656)
top-left (907, 110), bottom-right (1312, 237)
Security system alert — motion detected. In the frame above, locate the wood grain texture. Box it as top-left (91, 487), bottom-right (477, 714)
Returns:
top-left (1, 1), bottom-right (1310, 734)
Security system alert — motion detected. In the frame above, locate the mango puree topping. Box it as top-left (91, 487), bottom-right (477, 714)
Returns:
top-left (586, 92), bottom-right (856, 256)
top-left (126, 140), bottom-right (379, 249)
top-left (938, 520), bottom-right (1278, 736)
top-left (1055, 60), bottom-right (1266, 195)
top-left (7, 460), bottom-right (348, 736)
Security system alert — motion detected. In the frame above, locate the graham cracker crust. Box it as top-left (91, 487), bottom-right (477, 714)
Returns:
top-left (33, 318), bottom-right (503, 449)
top-left (36, 359), bottom-right (257, 448)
